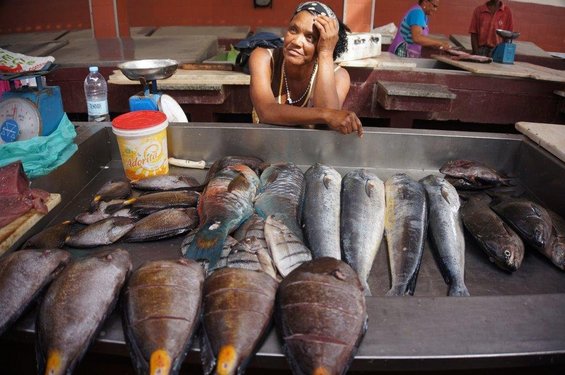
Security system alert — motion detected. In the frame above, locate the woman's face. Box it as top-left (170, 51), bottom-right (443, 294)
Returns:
top-left (422, 0), bottom-right (440, 16)
top-left (283, 11), bottom-right (319, 65)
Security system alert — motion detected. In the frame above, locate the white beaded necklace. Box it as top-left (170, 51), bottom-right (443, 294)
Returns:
top-left (282, 59), bottom-right (318, 105)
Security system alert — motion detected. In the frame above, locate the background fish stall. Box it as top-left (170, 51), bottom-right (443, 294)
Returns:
top-left (2, 122), bottom-right (565, 372)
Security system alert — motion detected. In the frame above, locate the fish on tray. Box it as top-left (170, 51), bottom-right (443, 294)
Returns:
top-left (544, 210), bottom-right (565, 271)
top-left (384, 173), bottom-right (428, 296)
top-left (123, 259), bottom-right (204, 375)
top-left (90, 180), bottom-right (132, 208)
top-left (421, 175), bottom-right (469, 297)
top-left (203, 155), bottom-right (266, 186)
top-left (75, 199), bottom-right (138, 225)
top-left (184, 164), bottom-right (260, 269)
top-left (0, 249), bottom-right (71, 336)
top-left (200, 267), bottom-right (278, 375)
top-left (36, 248), bottom-right (132, 375)
top-left (254, 162), bottom-right (305, 241)
top-left (276, 257), bottom-right (367, 375)
top-left (65, 217), bottom-right (136, 248)
top-left (439, 160), bottom-right (513, 190)
top-left (460, 194), bottom-right (524, 272)
top-left (264, 215), bottom-right (312, 278)
top-left (22, 220), bottom-right (74, 249)
top-left (131, 175), bottom-right (200, 191)
top-left (227, 235), bottom-right (278, 279)
top-left (122, 190), bottom-right (200, 215)
top-left (340, 169), bottom-right (385, 296)
top-left (490, 197), bottom-right (553, 252)
top-left (302, 163), bottom-right (342, 259)
top-left (123, 207), bottom-right (199, 242)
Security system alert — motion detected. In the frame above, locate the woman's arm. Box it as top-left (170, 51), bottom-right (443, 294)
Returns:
top-left (411, 25), bottom-right (451, 50)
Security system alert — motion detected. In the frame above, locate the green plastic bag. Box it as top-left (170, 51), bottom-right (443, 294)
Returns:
top-left (0, 113), bottom-right (78, 178)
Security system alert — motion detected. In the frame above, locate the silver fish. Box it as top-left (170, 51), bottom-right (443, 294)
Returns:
top-left (131, 175), bottom-right (200, 191)
top-left (460, 194), bottom-right (524, 272)
top-left (490, 197), bottom-right (553, 251)
top-left (0, 249), bottom-right (71, 336)
top-left (65, 217), bottom-right (136, 248)
top-left (226, 236), bottom-right (277, 279)
top-left (37, 248), bottom-right (132, 375)
top-left (254, 162), bottom-right (305, 240)
top-left (124, 207), bottom-right (199, 242)
top-left (540, 210), bottom-right (565, 271)
top-left (302, 163), bottom-right (342, 259)
top-left (233, 213), bottom-right (267, 251)
top-left (340, 169), bottom-right (385, 296)
top-left (384, 173), bottom-right (428, 296)
top-left (264, 215), bottom-right (312, 278)
top-left (421, 175), bottom-right (469, 297)
top-left (75, 199), bottom-right (137, 225)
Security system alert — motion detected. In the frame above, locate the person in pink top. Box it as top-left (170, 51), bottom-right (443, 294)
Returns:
top-left (469, 0), bottom-right (514, 56)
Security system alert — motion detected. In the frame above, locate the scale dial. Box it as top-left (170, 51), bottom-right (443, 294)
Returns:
top-left (0, 97), bottom-right (42, 144)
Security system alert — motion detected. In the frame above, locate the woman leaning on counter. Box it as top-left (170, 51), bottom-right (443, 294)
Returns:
top-left (248, 1), bottom-right (363, 137)
top-left (388, 0), bottom-right (452, 58)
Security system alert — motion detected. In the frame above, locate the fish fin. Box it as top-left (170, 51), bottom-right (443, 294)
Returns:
top-left (385, 285), bottom-right (407, 296)
top-left (200, 327), bottom-right (217, 375)
top-left (362, 279), bottom-right (372, 296)
top-left (440, 186), bottom-right (452, 205)
top-left (448, 283), bottom-right (470, 297)
top-left (322, 173), bottom-right (336, 189)
top-left (365, 180), bottom-right (376, 198)
top-left (265, 168), bottom-right (280, 185)
top-left (228, 172), bottom-right (251, 193)
top-left (184, 220), bottom-right (229, 269)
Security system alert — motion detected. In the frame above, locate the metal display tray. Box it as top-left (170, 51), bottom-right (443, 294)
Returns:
top-left (5, 122), bottom-right (565, 372)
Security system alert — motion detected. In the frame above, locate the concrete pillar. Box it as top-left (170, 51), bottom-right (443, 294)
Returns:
top-left (343, 0), bottom-right (375, 32)
top-left (89, 0), bottom-right (130, 38)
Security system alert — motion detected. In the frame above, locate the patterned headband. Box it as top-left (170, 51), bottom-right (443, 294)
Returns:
top-left (294, 1), bottom-right (337, 19)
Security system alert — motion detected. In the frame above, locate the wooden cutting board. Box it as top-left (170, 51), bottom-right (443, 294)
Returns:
top-left (0, 193), bottom-right (61, 255)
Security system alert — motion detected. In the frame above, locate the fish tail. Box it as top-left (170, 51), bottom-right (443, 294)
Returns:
top-left (448, 283), bottom-right (470, 297)
top-left (385, 284), bottom-right (408, 296)
top-left (362, 279), bottom-right (372, 297)
top-left (184, 221), bottom-right (229, 269)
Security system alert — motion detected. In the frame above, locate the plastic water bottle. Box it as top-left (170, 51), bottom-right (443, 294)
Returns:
top-left (84, 66), bottom-right (110, 122)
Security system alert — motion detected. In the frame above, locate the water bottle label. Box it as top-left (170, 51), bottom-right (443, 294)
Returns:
top-left (87, 100), bottom-right (108, 116)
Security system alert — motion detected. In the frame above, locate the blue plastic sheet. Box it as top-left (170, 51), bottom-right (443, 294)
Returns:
top-left (0, 113), bottom-right (77, 178)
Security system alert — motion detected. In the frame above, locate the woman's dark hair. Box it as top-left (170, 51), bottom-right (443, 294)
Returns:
top-left (334, 20), bottom-right (350, 60)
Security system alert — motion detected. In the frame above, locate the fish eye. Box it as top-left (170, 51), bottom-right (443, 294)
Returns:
top-left (504, 250), bottom-right (511, 258)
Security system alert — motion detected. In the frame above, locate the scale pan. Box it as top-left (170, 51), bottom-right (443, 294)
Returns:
top-left (118, 59), bottom-right (179, 81)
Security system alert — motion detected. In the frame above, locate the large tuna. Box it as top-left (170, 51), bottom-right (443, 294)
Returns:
top-left (36, 248), bottom-right (132, 375)
top-left (340, 169), bottom-right (385, 295)
top-left (421, 175), bottom-right (469, 297)
top-left (200, 267), bottom-right (278, 375)
top-left (276, 257), bottom-right (367, 375)
top-left (0, 249), bottom-right (71, 336)
top-left (123, 259), bottom-right (205, 375)
top-left (384, 173), bottom-right (428, 296)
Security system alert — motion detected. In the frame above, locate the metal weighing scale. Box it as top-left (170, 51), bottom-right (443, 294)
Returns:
top-left (492, 29), bottom-right (520, 64)
top-left (117, 59), bottom-right (188, 122)
top-left (0, 64), bottom-right (64, 144)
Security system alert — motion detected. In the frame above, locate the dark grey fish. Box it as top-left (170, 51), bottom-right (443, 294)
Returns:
top-left (490, 197), bottom-right (552, 251)
top-left (264, 215), bottom-right (312, 278)
top-left (384, 173), bottom-right (427, 296)
top-left (123, 259), bottom-right (204, 375)
top-left (421, 175), bottom-right (469, 297)
top-left (302, 163), bottom-right (341, 259)
top-left (124, 207), bottom-right (199, 242)
top-left (65, 217), bottom-right (136, 248)
top-left (22, 221), bottom-right (74, 249)
top-left (91, 180), bottom-right (132, 208)
top-left (123, 190), bottom-right (200, 215)
top-left (37, 248), bottom-right (132, 375)
top-left (254, 162), bottom-right (305, 240)
top-left (131, 175), bottom-right (200, 191)
top-left (544, 210), bottom-right (565, 271)
top-left (75, 199), bottom-right (138, 225)
top-left (440, 160), bottom-right (512, 190)
top-left (460, 194), bottom-right (524, 272)
top-left (276, 258), bottom-right (367, 375)
top-left (340, 169), bottom-right (385, 296)
top-left (0, 249), bottom-right (71, 336)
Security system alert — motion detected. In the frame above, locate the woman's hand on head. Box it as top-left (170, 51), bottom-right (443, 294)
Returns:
top-left (326, 109), bottom-right (364, 137)
top-left (313, 15), bottom-right (339, 58)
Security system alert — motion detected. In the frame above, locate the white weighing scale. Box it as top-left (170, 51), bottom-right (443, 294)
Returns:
top-left (0, 64), bottom-right (64, 144)
top-left (117, 59), bottom-right (188, 123)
